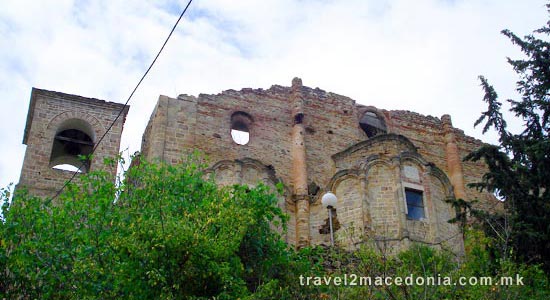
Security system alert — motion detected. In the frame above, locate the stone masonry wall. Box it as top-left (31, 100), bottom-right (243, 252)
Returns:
top-left (139, 78), bottom-right (495, 252)
top-left (387, 110), bottom-right (495, 208)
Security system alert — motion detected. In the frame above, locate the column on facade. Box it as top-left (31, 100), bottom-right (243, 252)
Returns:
top-left (290, 77), bottom-right (310, 248)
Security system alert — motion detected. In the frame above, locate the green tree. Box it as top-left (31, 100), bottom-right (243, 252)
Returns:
top-left (0, 154), bottom-right (293, 299)
top-left (465, 4), bottom-right (550, 272)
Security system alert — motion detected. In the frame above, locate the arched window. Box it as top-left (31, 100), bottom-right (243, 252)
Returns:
top-left (49, 118), bottom-right (95, 172)
top-left (230, 111), bottom-right (253, 145)
top-left (360, 111), bottom-right (387, 138)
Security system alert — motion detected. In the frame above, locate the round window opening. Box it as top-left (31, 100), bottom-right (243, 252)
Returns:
top-left (230, 112), bottom-right (252, 145)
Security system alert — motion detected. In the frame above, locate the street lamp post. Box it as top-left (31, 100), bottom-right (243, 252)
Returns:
top-left (321, 192), bottom-right (337, 246)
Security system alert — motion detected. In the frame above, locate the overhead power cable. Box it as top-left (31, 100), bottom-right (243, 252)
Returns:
top-left (48, 0), bottom-right (194, 203)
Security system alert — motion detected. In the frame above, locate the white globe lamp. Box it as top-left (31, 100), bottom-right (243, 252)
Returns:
top-left (321, 192), bottom-right (337, 209)
top-left (321, 191), bottom-right (337, 246)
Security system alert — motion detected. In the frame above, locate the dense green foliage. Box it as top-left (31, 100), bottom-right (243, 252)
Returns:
top-left (2, 155), bottom-right (550, 299)
top-left (0, 155), bottom-right (292, 299)
top-left (463, 4), bottom-right (550, 272)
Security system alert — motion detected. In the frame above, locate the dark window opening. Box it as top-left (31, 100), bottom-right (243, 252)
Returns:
top-left (360, 111), bottom-right (387, 138)
top-left (294, 113), bottom-right (304, 124)
top-left (405, 189), bottom-right (425, 220)
top-left (307, 181), bottom-right (320, 197)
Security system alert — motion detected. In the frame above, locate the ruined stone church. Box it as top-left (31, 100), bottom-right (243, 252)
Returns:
top-left (17, 78), bottom-right (496, 254)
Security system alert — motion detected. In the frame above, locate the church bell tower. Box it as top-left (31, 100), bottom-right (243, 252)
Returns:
top-left (17, 88), bottom-right (129, 198)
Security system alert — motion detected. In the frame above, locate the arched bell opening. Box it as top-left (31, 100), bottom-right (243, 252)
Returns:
top-left (49, 118), bottom-right (95, 173)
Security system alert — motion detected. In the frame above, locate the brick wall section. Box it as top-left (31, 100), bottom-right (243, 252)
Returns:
top-left (301, 89), bottom-right (363, 189)
top-left (367, 163), bottom-right (401, 239)
top-left (457, 132), bottom-right (500, 211)
top-left (385, 110), bottom-right (449, 172)
top-left (18, 88), bottom-right (128, 198)
top-left (142, 87), bottom-right (296, 189)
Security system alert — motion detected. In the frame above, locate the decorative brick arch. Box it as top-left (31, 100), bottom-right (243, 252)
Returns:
top-left (360, 157), bottom-right (397, 178)
top-left (332, 134), bottom-right (419, 168)
top-left (398, 151), bottom-right (455, 198)
top-left (324, 169), bottom-right (361, 194)
top-left (427, 166), bottom-right (454, 198)
top-left (46, 110), bottom-right (105, 141)
top-left (206, 158), bottom-right (290, 199)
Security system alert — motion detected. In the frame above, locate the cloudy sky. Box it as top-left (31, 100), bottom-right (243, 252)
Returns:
top-left (0, 0), bottom-right (547, 190)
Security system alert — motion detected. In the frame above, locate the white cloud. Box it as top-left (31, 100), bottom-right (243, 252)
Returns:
top-left (0, 0), bottom-right (547, 190)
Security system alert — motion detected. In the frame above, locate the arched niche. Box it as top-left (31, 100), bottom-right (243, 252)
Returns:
top-left (205, 158), bottom-right (290, 239)
top-left (311, 170), bottom-right (366, 248)
top-left (332, 174), bottom-right (364, 247)
top-left (428, 168), bottom-right (463, 254)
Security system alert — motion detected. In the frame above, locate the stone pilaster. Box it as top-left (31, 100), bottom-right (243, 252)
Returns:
top-left (290, 77), bottom-right (310, 248)
top-left (441, 114), bottom-right (467, 200)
